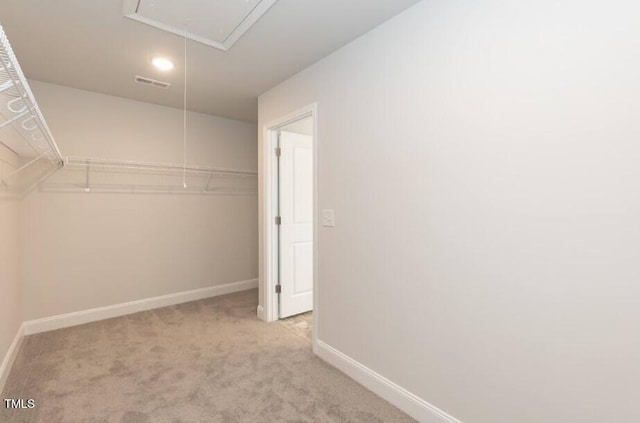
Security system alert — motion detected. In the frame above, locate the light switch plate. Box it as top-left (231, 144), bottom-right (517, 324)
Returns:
top-left (322, 209), bottom-right (335, 227)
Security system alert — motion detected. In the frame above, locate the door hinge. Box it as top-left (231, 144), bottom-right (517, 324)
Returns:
top-left (275, 147), bottom-right (281, 157)
top-left (275, 216), bottom-right (282, 225)
top-left (275, 284), bottom-right (282, 294)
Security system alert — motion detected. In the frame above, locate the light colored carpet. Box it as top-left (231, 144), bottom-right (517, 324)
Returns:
top-left (1, 289), bottom-right (415, 422)
top-left (278, 311), bottom-right (313, 342)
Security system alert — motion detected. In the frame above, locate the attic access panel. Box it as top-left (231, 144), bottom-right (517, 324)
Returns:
top-left (123, 0), bottom-right (278, 51)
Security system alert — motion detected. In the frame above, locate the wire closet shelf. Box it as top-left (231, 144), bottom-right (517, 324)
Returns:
top-left (0, 24), bottom-right (255, 197)
top-left (0, 25), bottom-right (62, 164)
top-left (41, 157), bottom-right (258, 195)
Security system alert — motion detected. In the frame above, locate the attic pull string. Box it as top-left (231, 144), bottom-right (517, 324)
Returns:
top-left (182, 21), bottom-right (190, 189)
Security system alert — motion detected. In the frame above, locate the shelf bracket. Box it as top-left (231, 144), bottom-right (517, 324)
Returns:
top-left (84, 161), bottom-right (90, 193)
top-left (205, 171), bottom-right (214, 191)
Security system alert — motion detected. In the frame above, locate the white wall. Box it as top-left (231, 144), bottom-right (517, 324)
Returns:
top-left (22, 81), bottom-right (258, 320)
top-left (0, 143), bottom-right (22, 390)
top-left (258, 1), bottom-right (640, 422)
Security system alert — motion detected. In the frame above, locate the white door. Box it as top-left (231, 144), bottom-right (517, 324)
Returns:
top-left (279, 130), bottom-right (313, 318)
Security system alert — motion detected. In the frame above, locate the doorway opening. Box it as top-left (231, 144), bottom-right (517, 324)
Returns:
top-left (262, 104), bottom-right (318, 348)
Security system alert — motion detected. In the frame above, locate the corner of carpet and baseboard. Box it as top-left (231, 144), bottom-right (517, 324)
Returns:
top-left (314, 340), bottom-right (462, 423)
top-left (0, 323), bottom-right (25, 395)
top-left (23, 278), bottom-right (258, 336)
top-left (256, 305), bottom-right (266, 321)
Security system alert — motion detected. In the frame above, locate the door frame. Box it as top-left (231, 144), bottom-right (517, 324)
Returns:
top-left (261, 103), bottom-right (318, 347)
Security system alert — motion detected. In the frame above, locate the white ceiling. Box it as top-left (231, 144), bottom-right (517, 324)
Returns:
top-left (0, 0), bottom-right (421, 122)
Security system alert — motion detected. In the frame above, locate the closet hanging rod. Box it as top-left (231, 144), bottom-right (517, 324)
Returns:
top-left (64, 157), bottom-right (258, 176)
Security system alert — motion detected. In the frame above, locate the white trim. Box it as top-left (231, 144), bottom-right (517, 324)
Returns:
top-left (315, 340), bottom-right (462, 423)
top-left (0, 323), bottom-right (25, 394)
top-left (122, 0), bottom-right (279, 52)
top-left (261, 104), bottom-right (318, 325)
top-left (256, 305), bottom-right (266, 321)
top-left (24, 279), bottom-right (258, 335)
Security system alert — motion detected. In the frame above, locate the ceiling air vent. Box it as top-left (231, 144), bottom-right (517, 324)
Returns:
top-left (135, 76), bottom-right (171, 89)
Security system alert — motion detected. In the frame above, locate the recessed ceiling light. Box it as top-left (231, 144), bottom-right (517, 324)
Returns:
top-left (151, 57), bottom-right (174, 71)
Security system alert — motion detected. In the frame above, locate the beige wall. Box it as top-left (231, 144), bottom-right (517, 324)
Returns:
top-left (258, 0), bottom-right (640, 422)
top-left (0, 143), bottom-right (22, 385)
top-left (21, 81), bottom-right (258, 320)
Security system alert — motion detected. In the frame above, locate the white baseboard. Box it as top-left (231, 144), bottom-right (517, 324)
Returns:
top-left (315, 340), bottom-right (462, 423)
top-left (0, 323), bottom-right (25, 394)
top-left (24, 278), bottom-right (258, 335)
top-left (256, 305), bottom-right (266, 321)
